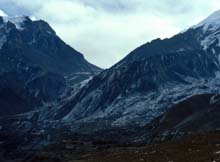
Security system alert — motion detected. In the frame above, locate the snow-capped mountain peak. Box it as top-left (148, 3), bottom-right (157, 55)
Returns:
top-left (0, 15), bottom-right (29, 49)
top-left (1, 16), bottom-right (27, 30)
top-left (186, 10), bottom-right (220, 50)
top-left (0, 13), bottom-right (101, 118)
top-left (193, 10), bottom-right (220, 31)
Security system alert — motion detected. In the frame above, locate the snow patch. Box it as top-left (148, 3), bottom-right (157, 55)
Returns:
top-left (0, 10), bottom-right (7, 17)
top-left (182, 10), bottom-right (220, 50)
top-left (79, 76), bottom-right (93, 88)
top-left (3, 16), bottom-right (26, 30)
top-left (192, 10), bottom-right (220, 30)
top-left (0, 15), bottom-right (29, 49)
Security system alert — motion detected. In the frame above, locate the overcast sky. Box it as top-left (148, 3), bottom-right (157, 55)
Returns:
top-left (0, 0), bottom-right (219, 68)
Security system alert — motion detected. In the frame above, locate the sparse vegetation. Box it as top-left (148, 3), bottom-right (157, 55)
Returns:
top-left (25, 132), bottom-right (220, 162)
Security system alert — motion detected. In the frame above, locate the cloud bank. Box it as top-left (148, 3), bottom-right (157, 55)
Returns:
top-left (0, 0), bottom-right (220, 68)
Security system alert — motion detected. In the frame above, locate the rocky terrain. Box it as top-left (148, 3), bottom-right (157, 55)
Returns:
top-left (1, 9), bottom-right (220, 162)
top-left (1, 93), bottom-right (220, 162)
top-left (58, 10), bottom-right (220, 130)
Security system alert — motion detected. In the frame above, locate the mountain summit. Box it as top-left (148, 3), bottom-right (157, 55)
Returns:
top-left (192, 10), bottom-right (220, 30)
top-left (0, 15), bottom-right (101, 116)
top-left (189, 10), bottom-right (220, 50)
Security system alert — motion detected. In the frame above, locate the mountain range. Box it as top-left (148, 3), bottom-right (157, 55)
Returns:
top-left (1, 9), bottom-right (220, 162)
top-left (55, 10), bottom-right (220, 130)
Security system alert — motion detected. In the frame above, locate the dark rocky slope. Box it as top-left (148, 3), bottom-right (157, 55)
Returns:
top-left (58, 11), bottom-right (220, 129)
top-left (144, 94), bottom-right (220, 143)
top-left (0, 16), bottom-right (101, 117)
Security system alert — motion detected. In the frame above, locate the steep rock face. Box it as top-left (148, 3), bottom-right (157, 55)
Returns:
top-left (60, 10), bottom-right (220, 128)
top-left (0, 16), bottom-right (101, 117)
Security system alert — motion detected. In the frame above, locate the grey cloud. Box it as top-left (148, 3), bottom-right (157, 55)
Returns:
top-left (0, 0), bottom-right (219, 68)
